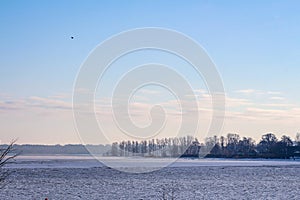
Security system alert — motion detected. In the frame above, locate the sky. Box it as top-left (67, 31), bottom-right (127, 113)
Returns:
top-left (0, 0), bottom-right (300, 144)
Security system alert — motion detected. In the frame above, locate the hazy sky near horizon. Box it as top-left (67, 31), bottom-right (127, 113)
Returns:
top-left (1, 1), bottom-right (300, 144)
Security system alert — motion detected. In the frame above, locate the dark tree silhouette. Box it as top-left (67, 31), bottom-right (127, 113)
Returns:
top-left (276, 135), bottom-right (294, 158)
top-left (257, 133), bottom-right (278, 157)
top-left (109, 132), bottom-right (300, 159)
top-left (0, 140), bottom-right (18, 186)
top-left (296, 133), bottom-right (300, 145)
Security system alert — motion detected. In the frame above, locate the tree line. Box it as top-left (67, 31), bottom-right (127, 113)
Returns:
top-left (0, 144), bottom-right (111, 155)
top-left (108, 133), bottom-right (300, 159)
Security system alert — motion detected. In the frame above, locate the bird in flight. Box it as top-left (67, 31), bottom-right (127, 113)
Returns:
top-left (70, 36), bottom-right (74, 39)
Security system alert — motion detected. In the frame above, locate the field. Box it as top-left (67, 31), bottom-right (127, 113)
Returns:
top-left (1, 157), bottom-right (300, 199)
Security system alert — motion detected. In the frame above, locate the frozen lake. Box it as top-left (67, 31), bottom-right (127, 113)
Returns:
top-left (1, 156), bottom-right (300, 199)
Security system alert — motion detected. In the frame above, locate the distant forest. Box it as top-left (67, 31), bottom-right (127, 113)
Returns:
top-left (2, 133), bottom-right (300, 159)
top-left (107, 133), bottom-right (300, 159)
top-left (0, 144), bottom-right (110, 155)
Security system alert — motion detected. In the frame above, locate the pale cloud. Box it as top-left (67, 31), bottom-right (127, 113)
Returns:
top-left (194, 89), bottom-right (209, 95)
top-left (28, 96), bottom-right (72, 110)
top-left (262, 103), bottom-right (293, 107)
top-left (136, 88), bottom-right (162, 95)
top-left (235, 89), bottom-right (259, 95)
top-left (235, 89), bottom-right (283, 96)
top-left (267, 91), bottom-right (282, 95)
top-left (225, 96), bottom-right (253, 107)
top-left (0, 94), bottom-right (72, 112)
top-left (270, 96), bottom-right (285, 100)
top-left (242, 107), bottom-right (300, 121)
top-left (49, 93), bottom-right (71, 99)
top-left (0, 93), bottom-right (77, 144)
top-left (1, 89), bottom-right (299, 144)
top-left (246, 107), bottom-right (286, 116)
top-left (0, 99), bottom-right (26, 111)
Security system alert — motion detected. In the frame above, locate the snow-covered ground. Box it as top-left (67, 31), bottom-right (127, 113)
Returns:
top-left (1, 156), bottom-right (300, 199)
top-left (7, 155), bottom-right (300, 169)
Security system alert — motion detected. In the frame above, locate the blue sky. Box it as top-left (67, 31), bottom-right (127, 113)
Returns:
top-left (0, 1), bottom-right (300, 144)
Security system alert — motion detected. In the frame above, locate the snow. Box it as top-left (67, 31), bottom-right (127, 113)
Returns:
top-left (1, 156), bottom-right (300, 199)
top-left (7, 155), bottom-right (300, 169)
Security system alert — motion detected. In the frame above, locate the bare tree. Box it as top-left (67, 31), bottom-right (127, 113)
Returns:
top-left (0, 140), bottom-right (18, 186)
top-left (296, 133), bottom-right (300, 145)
